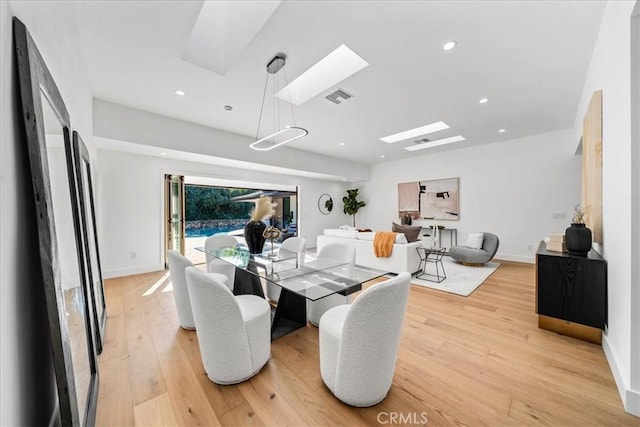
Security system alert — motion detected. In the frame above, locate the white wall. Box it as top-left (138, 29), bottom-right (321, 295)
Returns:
top-left (359, 129), bottom-right (581, 263)
top-left (96, 149), bottom-right (350, 277)
top-left (1, 1), bottom-right (94, 425)
top-left (573, 0), bottom-right (639, 416)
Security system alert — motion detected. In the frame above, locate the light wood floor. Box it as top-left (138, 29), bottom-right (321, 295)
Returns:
top-left (95, 261), bottom-right (637, 426)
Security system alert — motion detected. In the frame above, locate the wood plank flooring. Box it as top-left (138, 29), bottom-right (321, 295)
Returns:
top-left (96, 261), bottom-right (637, 426)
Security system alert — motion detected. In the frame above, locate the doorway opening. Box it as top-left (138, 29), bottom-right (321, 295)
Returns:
top-left (163, 175), bottom-right (298, 265)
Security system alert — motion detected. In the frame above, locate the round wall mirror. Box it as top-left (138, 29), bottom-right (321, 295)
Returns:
top-left (318, 194), bottom-right (333, 215)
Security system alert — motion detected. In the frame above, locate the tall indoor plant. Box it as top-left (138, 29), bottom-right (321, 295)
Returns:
top-left (342, 189), bottom-right (366, 227)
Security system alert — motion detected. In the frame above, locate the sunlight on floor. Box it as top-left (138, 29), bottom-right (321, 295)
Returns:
top-left (142, 271), bottom-right (171, 297)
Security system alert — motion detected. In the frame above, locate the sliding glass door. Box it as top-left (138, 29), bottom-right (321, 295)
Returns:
top-left (164, 175), bottom-right (185, 264)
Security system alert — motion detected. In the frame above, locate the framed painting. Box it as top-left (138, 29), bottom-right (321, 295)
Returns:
top-left (398, 177), bottom-right (460, 220)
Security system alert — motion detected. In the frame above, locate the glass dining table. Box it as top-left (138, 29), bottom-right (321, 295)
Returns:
top-left (196, 245), bottom-right (387, 340)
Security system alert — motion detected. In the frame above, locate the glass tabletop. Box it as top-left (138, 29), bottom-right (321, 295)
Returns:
top-left (196, 245), bottom-right (387, 301)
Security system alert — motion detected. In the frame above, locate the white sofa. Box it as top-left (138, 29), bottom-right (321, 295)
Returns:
top-left (317, 233), bottom-right (421, 274)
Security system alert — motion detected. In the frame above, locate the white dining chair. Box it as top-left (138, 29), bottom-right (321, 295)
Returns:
top-left (166, 250), bottom-right (228, 330)
top-left (307, 243), bottom-right (356, 326)
top-left (185, 267), bottom-right (271, 384)
top-left (266, 236), bottom-right (306, 303)
top-left (319, 272), bottom-right (411, 407)
top-left (204, 234), bottom-right (238, 291)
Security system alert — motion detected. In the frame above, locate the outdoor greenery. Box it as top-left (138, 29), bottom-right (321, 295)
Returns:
top-left (185, 186), bottom-right (253, 221)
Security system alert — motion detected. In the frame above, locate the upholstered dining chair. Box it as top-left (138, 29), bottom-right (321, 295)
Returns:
top-left (166, 250), bottom-right (228, 330)
top-left (204, 234), bottom-right (238, 290)
top-left (319, 272), bottom-right (411, 407)
top-left (266, 236), bottom-right (306, 303)
top-left (185, 266), bottom-right (271, 384)
top-left (307, 242), bottom-right (356, 326)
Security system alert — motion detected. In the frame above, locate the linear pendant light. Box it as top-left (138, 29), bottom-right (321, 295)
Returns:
top-left (250, 54), bottom-right (308, 151)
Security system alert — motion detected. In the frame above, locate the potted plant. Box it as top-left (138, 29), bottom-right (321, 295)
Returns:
top-left (342, 189), bottom-right (366, 227)
top-left (244, 196), bottom-right (275, 254)
top-left (564, 204), bottom-right (592, 256)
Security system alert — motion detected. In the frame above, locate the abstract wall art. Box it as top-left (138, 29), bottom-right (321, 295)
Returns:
top-left (398, 177), bottom-right (459, 220)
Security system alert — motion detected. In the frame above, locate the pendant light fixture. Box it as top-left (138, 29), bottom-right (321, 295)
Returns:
top-left (250, 54), bottom-right (308, 151)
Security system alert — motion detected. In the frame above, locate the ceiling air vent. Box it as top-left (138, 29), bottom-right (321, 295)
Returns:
top-left (325, 88), bottom-right (353, 104)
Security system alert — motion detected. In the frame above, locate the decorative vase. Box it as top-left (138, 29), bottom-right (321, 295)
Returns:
top-left (565, 223), bottom-right (592, 256)
top-left (244, 221), bottom-right (266, 254)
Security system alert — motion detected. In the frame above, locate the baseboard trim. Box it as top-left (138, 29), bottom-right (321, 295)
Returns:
top-left (603, 334), bottom-right (640, 417)
top-left (103, 264), bottom-right (165, 279)
top-left (626, 388), bottom-right (640, 417)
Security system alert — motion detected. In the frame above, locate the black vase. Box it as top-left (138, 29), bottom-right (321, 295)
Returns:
top-left (565, 223), bottom-right (592, 256)
top-left (244, 221), bottom-right (266, 254)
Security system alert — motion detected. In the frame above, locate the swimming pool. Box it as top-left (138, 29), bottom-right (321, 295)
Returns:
top-left (185, 224), bottom-right (244, 238)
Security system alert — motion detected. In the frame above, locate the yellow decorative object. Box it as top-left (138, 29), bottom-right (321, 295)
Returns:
top-left (250, 196), bottom-right (275, 221)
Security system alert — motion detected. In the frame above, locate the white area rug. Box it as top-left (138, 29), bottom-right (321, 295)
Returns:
top-left (411, 257), bottom-right (500, 296)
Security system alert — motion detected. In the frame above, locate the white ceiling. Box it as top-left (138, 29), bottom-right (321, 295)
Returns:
top-left (72, 0), bottom-right (605, 165)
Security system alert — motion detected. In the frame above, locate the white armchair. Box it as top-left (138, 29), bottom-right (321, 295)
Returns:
top-left (166, 250), bottom-right (228, 330)
top-left (307, 243), bottom-right (356, 326)
top-left (204, 234), bottom-right (238, 290)
top-left (185, 266), bottom-right (271, 384)
top-left (267, 236), bottom-right (306, 303)
top-left (319, 272), bottom-right (411, 407)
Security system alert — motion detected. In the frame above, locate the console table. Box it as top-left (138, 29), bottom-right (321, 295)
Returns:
top-left (421, 227), bottom-right (457, 250)
top-left (535, 241), bottom-right (606, 344)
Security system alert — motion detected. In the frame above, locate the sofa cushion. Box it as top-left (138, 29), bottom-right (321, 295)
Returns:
top-left (392, 223), bottom-right (422, 242)
top-left (356, 232), bottom-right (408, 244)
top-left (324, 228), bottom-right (358, 239)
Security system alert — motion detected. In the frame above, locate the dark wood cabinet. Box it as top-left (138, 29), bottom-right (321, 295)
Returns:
top-left (536, 241), bottom-right (606, 342)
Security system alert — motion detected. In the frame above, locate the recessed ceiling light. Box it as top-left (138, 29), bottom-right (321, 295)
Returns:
top-left (160, 152), bottom-right (167, 156)
top-left (380, 121), bottom-right (449, 144)
top-left (442, 40), bottom-right (457, 51)
top-left (339, 142), bottom-right (345, 146)
top-left (224, 105), bottom-right (233, 111)
top-left (380, 154), bottom-right (385, 158)
top-left (404, 135), bottom-right (466, 151)
top-left (498, 128), bottom-right (506, 133)
top-left (277, 44), bottom-right (369, 105)
top-left (175, 90), bottom-right (185, 96)
top-left (479, 97), bottom-right (489, 104)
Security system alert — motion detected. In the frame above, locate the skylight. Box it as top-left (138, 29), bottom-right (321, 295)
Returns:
top-left (404, 135), bottom-right (466, 151)
top-left (182, 1), bottom-right (281, 76)
top-left (380, 121), bottom-right (450, 144)
top-left (276, 44), bottom-right (369, 105)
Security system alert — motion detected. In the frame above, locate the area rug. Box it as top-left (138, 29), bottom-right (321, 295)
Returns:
top-left (411, 257), bottom-right (500, 296)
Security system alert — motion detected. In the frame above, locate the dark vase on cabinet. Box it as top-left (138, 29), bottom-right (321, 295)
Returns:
top-left (565, 223), bottom-right (592, 256)
top-left (536, 241), bottom-right (606, 344)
